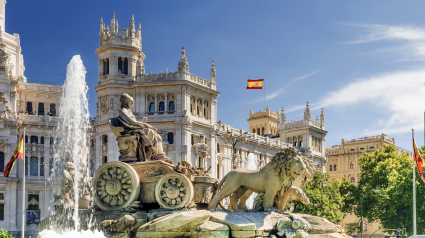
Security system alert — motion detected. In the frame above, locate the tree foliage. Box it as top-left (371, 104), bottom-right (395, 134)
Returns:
top-left (353, 144), bottom-right (425, 236)
top-left (0, 229), bottom-right (12, 238)
top-left (293, 170), bottom-right (354, 223)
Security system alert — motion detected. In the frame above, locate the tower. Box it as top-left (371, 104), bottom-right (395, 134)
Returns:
top-left (0, 0), bottom-right (6, 31)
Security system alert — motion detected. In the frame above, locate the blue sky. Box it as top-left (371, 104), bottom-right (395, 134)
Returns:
top-left (7, 0), bottom-right (425, 150)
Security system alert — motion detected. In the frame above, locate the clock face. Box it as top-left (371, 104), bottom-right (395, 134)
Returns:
top-left (31, 146), bottom-right (37, 152)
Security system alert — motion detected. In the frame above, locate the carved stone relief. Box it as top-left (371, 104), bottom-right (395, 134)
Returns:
top-left (100, 97), bottom-right (109, 114)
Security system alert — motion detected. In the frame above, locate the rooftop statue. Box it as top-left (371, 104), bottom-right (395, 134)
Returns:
top-left (110, 93), bottom-right (172, 163)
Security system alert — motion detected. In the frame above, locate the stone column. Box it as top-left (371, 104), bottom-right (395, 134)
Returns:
top-left (154, 94), bottom-right (158, 115)
top-left (165, 93), bottom-right (168, 112)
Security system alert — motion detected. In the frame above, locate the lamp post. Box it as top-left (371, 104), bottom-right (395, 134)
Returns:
top-left (217, 131), bottom-right (251, 170)
top-left (361, 189), bottom-right (380, 238)
top-left (10, 221), bottom-right (14, 236)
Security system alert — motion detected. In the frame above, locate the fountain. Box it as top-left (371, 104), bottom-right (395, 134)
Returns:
top-left (245, 153), bottom-right (258, 209)
top-left (38, 55), bottom-right (105, 237)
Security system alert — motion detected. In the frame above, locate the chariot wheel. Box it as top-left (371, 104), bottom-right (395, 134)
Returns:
top-left (155, 173), bottom-right (194, 210)
top-left (93, 161), bottom-right (140, 211)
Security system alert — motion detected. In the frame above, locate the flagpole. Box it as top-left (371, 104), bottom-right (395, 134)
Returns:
top-left (22, 128), bottom-right (26, 238)
top-left (412, 128), bottom-right (417, 238)
top-left (263, 78), bottom-right (265, 111)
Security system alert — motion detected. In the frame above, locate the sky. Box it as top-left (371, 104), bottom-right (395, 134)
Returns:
top-left (6, 0), bottom-right (425, 150)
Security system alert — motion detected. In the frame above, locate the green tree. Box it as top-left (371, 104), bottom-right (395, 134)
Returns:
top-left (0, 229), bottom-right (12, 238)
top-left (355, 144), bottom-right (425, 236)
top-left (293, 170), bottom-right (354, 223)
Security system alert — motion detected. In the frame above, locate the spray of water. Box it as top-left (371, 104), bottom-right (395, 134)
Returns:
top-left (245, 153), bottom-right (258, 209)
top-left (40, 55), bottom-right (105, 237)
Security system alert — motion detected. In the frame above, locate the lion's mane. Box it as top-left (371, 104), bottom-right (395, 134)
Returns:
top-left (271, 147), bottom-right (305, 196)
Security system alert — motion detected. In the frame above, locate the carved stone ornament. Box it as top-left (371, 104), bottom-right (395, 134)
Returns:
top-left (93, 161), bottom-right (140, 211)
top-left (100, 97), bottom-right (109, 114)
top-left (155, 173), bottom-right (194, 209)
top-left (0, 47), bottom-right (9, 72)
top-left (167, 94), bottom-right (175, 101)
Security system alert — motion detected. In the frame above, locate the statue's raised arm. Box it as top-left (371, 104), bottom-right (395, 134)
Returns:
top-left (109, 93), bottom-right (171, 163)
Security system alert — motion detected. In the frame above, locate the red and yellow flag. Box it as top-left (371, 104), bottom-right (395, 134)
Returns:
top-left (247, 79), bottom-right (264, 89)
top-left (3, 135), bottom-right (24, 177)
top-left (413, 135), bottom-right (425, 183)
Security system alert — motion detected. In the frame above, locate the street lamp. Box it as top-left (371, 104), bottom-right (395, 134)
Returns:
top-left (10, 221), bottom-right (14, 236)
top-left (361, 189), bottom-right (380, 238)
top-left (217, 131), bottom-right (251, 170)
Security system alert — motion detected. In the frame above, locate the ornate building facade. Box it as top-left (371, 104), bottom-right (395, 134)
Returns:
top-left (277, 103), bottom-right (328, 171)
top-left (325, 134), bottom-right (409, 238)
top-left (93, 13), bottom-right (292, 181)
top-left (0, 1), bottom-right (63, 236)
top-left (248, 106), bottom-right (279, 136)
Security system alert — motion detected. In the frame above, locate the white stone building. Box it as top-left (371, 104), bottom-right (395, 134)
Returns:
top-left (93, 13), bottom-right (292, 180)
top-left (0, 1), bottom-right (63, 237)
top-left (277, 103), bottom-right (328, 171)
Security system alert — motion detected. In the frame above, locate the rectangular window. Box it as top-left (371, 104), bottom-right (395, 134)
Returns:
top-left (30, 157), bottom-right (38, 176)
top-left (0, 152), bottom-right (4, 171)
top-left (360, 147), bottom-right (364, 150)
top-left (370, 146), bottom-right (375, 149)
top-left (40, 157), bottom-right (44, 176)
top-left (49, 158), bottom-right (54, 176)
top-left (350, 149), bottom-right (355, 151)
top-left (0, 204), bottom-right (3, 220)
top-left (25, 157), bottom-right (28, 175)
top-left (0, 193), bottom-right (3, 199)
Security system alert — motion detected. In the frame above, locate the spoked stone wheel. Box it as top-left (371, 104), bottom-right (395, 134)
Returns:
top-left (155, 173), bottom-right (194, 210)
top-left (93, 161), bottom-right (140, 211)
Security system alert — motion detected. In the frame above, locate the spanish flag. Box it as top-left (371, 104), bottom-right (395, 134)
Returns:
top-left (3, 135), bottom-right (24, 177)
top-left (247, 79), bottom-right (264, 89)
top-left (413, 135), bottom-right (425, 183)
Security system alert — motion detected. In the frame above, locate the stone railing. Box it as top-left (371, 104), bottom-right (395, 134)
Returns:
top-left (141, 71), bottom-right (213, 90)
top-left (279, 119), bottom-right (324, 130)
top-left (0, 31), bottom-right (19, 45)
top-left (20, 114), bottom-right (60, 124)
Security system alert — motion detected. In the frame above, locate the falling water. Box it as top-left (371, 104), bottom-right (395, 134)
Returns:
top-left (245, 153), bottom-right (258, 209)
top-left (39, 55), bottom-right (105, 237)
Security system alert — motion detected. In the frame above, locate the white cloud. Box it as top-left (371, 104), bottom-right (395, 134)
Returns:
top-left (342, 24), bottom-right (425, 44)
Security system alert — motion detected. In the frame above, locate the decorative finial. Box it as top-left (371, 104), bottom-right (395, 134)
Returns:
top-left (182, 47), bottom-right (186, 56)
top-left (306, 102), bottom-right (309, 107)
top-left (166, 68), bottom-right (168, 73)
top-left (212, 60), bottom-right (215, 65)
top-left (112, 12), bottom-right (115, 19)
top-left (100, 17), bottom-right (103, 23)
top-left (132, 15), bottom-right (134, 21)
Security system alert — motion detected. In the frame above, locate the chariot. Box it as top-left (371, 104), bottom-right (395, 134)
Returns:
top-left (92, 160), bottom-right (219, 211)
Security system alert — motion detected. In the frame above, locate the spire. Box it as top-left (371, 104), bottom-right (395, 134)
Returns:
top-left (111, 12), bottom-right (116, 36)
top-left (320, 108), bottom-right (325, 125)
top-left (115, 20), bottom-right (119, 35)
top-left (131, 15), bottom-right (136, 38)
top-left (178, 47), bottom-right (189, 73)
top-left (266, 105), bottom-right (270, 113)
top-left (136, 23), bottom-right (142, 39)
top-left (303, 102), bottom-right (311, 120)
top-left (210, 60), bottom-right (216, 83)
top-left (100, 17), bottom-right (104, 31)
top-left (316, 115), bottom-right (319, 122)
top-left (249, 109), bottom-right (253, 118)
top-left (281, 106), bottom-right (286, 124)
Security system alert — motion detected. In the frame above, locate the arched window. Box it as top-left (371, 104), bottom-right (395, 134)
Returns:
top-left (168, 133), bottom-right (174, 144)
top-left (0, 152), bottom-right (4, 171)
top-left (49, 158), bottom-right (53, 176)
top-left (41, 136), bottom-right (44, 144)
top-left (190, 104), bottom-right (193, 113)
top-left (50, 137), bottom-right (53, 145)
top-left (334, 164), bottom-right (337, 171)
top-left (25, 136), bottom-right (28, 143)
top-left (262, 127), bottom-right (265, 135)
top-left (257, 128), bottom-right (260, 135)
top-left (159, 102), bottom-right (165, 112)
top-left (27, 102), bottom-right (33, 114)
top-left (198, 157), bottom-right (201, 168)
top-left (204, 108), bottom-right (206, 117)
top-left (197, 106), bottom-right (199, 115)
top-left (118, 57), bottom-right (128, 75)
top-left (351, 177), bottom-right (355, 183)
top-left (191, 135), bottom-right (194, 145)
top-left (30, 157), bottom-right (38, 176)
top-left (253, 129), bottom-right (256, 134)
top-left (103, 156), bottom-right (108, 164)
top-left (149, 102), bottom-right (155, 113)
top-left (169, 101), bottom-right (175, 111)
top-left (217, 163), bottom-right (220, 179)
top-left (217, 143), bottom-right (220, 153)
top-left (350, 162), bottom-right (354, 169)
top-left (90, 139), bottom-right (94, 147)
top-left (30, 136), bottom-right (38, 144)
top-left (40, 157), bottom-right (44, 176)
top-left (103, 135), bottom-right (108, 143)
top-left (329, 165), bottom-right (332, 171)
top-left (38, 103), bottom-right (45, 116)
top-left (50, 104), bottom-right (56, 116)
top-left (103, 58), bottom-right (109, 75)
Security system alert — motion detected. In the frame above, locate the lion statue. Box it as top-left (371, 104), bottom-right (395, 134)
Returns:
top-left (227, 151), bottom-right (316, 211)
top-left (208, 147), bottom-right (307, 212)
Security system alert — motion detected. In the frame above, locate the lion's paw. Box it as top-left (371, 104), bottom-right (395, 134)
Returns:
top-left (264, 207), bottom-right (279, 212)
